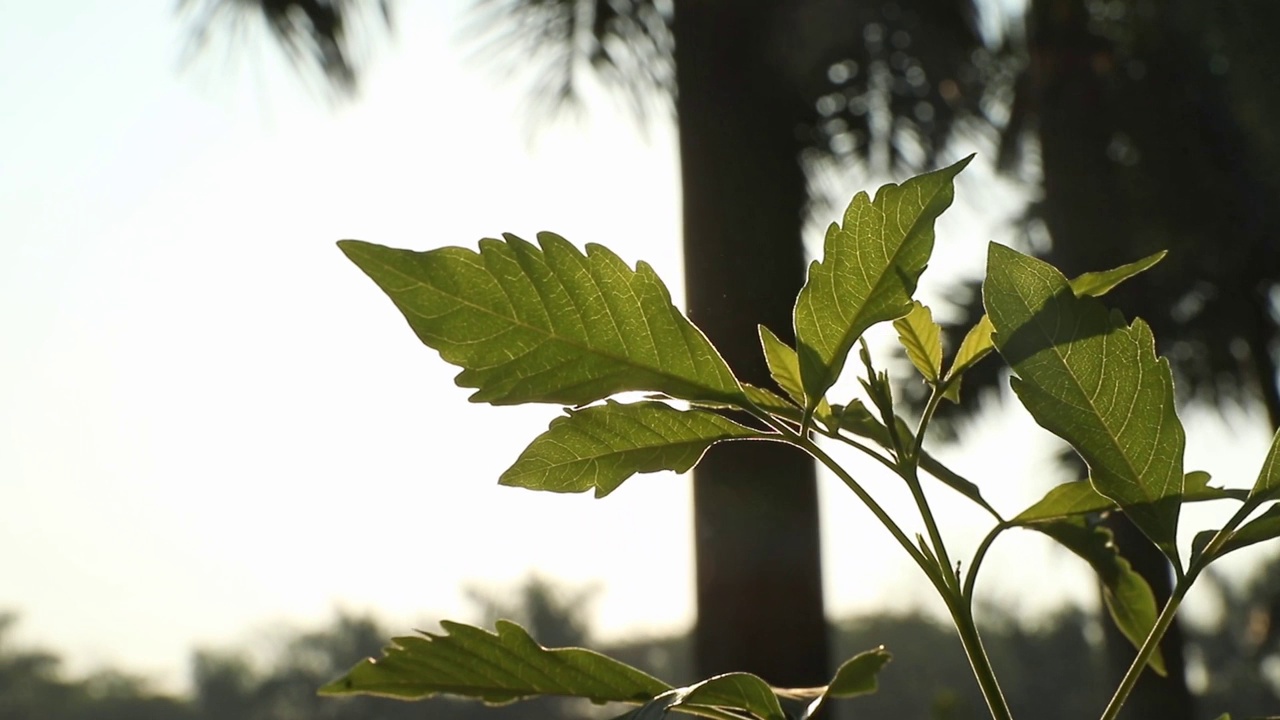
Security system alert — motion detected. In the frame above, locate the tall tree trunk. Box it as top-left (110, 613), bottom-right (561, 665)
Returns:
top-left (672, 2), bottom-right (829, 688)
top-left (1029, 2), bottom-right (1194, 717)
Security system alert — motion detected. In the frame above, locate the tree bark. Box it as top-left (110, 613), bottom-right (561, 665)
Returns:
top-left (672, 1), bottom-right (829, 688)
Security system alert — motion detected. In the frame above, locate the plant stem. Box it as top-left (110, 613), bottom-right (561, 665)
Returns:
top-left (794, 435), bottom-right (950, 596)
top-left (1098, 499), bottom-right (1259, 720)
top-left (904, 386), bottom-right (956, 590)
top-left (963, 523), bottom-right (1008, 605)
top-left (948, 598), bottom-right (1014, 720)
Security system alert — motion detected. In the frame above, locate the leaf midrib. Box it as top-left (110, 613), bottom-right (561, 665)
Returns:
top-left (357, 245), bottom-right (737, 401)
top-left (1009, 279), bottom-right (1170, 504)
top-left (813, 182), bottom-right (943, 386)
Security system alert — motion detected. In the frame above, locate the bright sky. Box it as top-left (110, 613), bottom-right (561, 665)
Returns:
top-left (3, 0), bottom-right (1277, 692)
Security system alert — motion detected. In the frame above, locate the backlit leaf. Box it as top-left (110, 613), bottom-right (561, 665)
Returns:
top-left (947, 315), bottom-right (994, 381)
top-left (1013, 472), bottom-right (1240, 525)
top-left (985, 244), bottom-right (1185, 562)
top-left (320, 619), bottom-right (671, 702)
top-left (784, 646), bottom-right (893, 720)
top-left (1068, 251), bottom-right (1166, 298)
top-left (500, 401), bottom-right (758, 498)
top-left (794, 157), bottom-right (970, 411)
top-left (673, 673), bottom-right (785, 720)
top-left (339, 235), bottom-right (742, 406)
top-left (826, 646), bottom-right (893, 699)
top-left (948, 253), bottom-right (1160, 383)
top-left (1032, 519), bottom-right (1165, 675)
top-left (1198, 505), bottom-right (1280, 561)
top-left (894, 302), bottom-right (943, 382)
top-left (1249, 428), bottom-right (1280, 503)
top-left (759, 326), bottom-right (832, 423)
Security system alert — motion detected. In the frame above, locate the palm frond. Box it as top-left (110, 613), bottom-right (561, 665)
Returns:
top-left (461, 0), bottom-right (674, 129)
top-left (179, 0), bottom-right (393, 99)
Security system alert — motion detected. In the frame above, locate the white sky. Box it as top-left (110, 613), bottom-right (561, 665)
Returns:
top-left (3, 0), bottom-right (1277, 692)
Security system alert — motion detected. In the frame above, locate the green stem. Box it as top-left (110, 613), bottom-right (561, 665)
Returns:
top-left (949, 598), bottom-right (1014, 720)
top-left (903, 386), bottom-right (956, 590)
top-left (963, 523), bottom-right (1009, 606)
top-left (795, 435), bottom-right (951, 596)
top-left (1098, 500), bottom-right (1259, 720)
top-left (1096, 577), bottom-right (1191, 720)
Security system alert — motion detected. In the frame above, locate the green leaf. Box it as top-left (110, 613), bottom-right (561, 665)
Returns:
top-left (780, 646), bottom-right (893, 720)
top-left (826, 646), bottom-right (893, 699)
top-left (500, 401), bottom-right (758, 498)
top-left (339, 235), bottom-right (742, 407)
top-left (1012, 472), bottom-right (1241, 525)
top-left (1197, 505), bottom-right (1280, 561)
top-left (793, 157), bottom-right (971, 411)
top-left (984, 243), bottom-right (1186, 562)
top-left (894, 302), bottom-right (944, 382)
top-left (1032, 519), bottom-right (1166, 676)
top-left (947, 314), bottom-right (994, 381)
top-left (945, 252), bottom-right (1160, 383)
top-left (1067, 251), bottom-right (1166, 298)
top-left (759, 326), bottom-right (832, 422)
top-left (1249, 428), bottom-right (1280, 503)
top-left (673, 673), bottom-right (785, 720)
top-left (320, 619), bottom-right (671, 702)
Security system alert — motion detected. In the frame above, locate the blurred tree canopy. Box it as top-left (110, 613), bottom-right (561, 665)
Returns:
top-left (6, 568), bottom-right (1280, 718)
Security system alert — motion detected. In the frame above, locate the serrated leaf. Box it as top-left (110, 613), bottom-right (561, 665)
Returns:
top-left (894, 302), bottom-right (944, 382)
top-left (946, 253), bottom-right (1160, 383)
top-left (673, 673), bottom-right (785, 720)
top-left (339, 235), bottom-right (742, 407)
top-left (793, 157), bottom-right (971, 411)
top-left (1012, 472), bottom-right (1241, 525)
top-left (759, 326), bottom-right (832, 422)
top-left (500, 401), bottom-right (758, 498)
top-left (1032, 519), bottom-right (1165, 676)
top-left (1067, 251), bottom-right (1166, 298)
top-left (985, 243), bottom-right (1185, 562)
top-left (1249, 428), bottom-right (1280, 503)
top-left (321, 619), bottom-right (671, 702)
top-left (947, 314), bottom-right (994, 381)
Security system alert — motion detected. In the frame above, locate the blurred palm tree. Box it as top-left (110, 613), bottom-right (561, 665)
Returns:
top-left (178, 1), bottom-right (1280, 716)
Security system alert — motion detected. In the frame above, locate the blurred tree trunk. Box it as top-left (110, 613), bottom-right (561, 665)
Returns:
top-left (673, 1), bottom-right (829, 688)
top-left (1029, 2), bottom-right (1195, 717)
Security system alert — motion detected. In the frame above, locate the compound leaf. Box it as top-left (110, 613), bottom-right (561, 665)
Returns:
top-left (794, 157), bottom-right (970, 411)
top-left (1033, 519), bottom-right (1165, 675)
top-left (985, 244), bottom-right (1185, 562)
top-left (339, 235), bottom-right (742, 407)
top-left (894, 302), bottom-right (944, 382)
top-left (320, 619), bottom-right (671, 702)
top-left (501, 401), bottom-right (758, 498)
